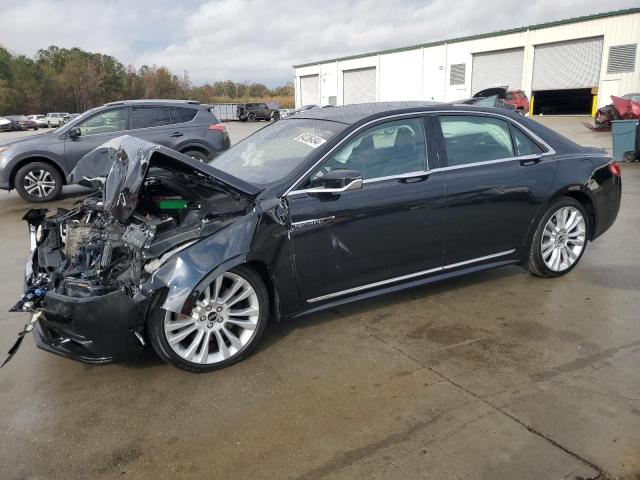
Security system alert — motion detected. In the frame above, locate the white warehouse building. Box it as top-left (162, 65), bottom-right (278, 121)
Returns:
top-left (293, 8), bottom-right (640, 116)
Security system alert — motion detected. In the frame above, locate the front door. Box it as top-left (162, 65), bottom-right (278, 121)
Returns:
top-left (434, 113), bottom-right (558, 265)
top-left (286, 116), bottom-right (446, 303)
top-left (64, 107), bottom-right (128, 167)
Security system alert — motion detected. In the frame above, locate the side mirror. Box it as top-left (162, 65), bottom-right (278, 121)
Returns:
top-left (68, 128), bottom-right (81, 139)
top-left (310, 169), bottom-right (363, 194)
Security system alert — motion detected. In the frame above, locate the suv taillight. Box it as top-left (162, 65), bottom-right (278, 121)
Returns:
top-left (209, 123), bottom-right (226, 133)
top-left (608, 161), bottom-right (621, 177)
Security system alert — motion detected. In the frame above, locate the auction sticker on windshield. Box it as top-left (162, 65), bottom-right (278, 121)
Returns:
top-left (294, 132), bottom-right (327, 149)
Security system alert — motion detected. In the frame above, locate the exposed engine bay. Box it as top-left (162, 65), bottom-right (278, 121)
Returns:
top-left (25, 166), bottom-right (251, 300)
top-left (2, 135), bottom-right (264, 367)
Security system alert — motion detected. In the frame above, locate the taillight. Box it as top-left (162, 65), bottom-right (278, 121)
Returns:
top-left (608, 161), bottom-right (621, 177)
top-left (209, 123), bottom-right (226, 133)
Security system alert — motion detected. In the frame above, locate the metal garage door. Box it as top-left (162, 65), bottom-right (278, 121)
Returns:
top-left (300, 75), bottom-right (320, 106)
top-left (343, 67), bottom-right (376, 104)
top-left (532, 37), bottom-right (604, 90)
top-left (472, 48), bottom-right (524, 94)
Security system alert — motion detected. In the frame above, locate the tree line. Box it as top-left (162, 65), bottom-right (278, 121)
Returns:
top-left (0, 45), bottom-right (294, 115)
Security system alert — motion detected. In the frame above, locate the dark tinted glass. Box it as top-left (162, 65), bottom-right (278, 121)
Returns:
top-left (132, 107), bottom-right (171, 129)
top-left (438, 115), bottom-right (514, 166)
top-left (311, 118), bottom-right (427, 182)
top-left (171, 107), bottom-right (197, 124)
top-left (512, 127), bottom-right (543, 156)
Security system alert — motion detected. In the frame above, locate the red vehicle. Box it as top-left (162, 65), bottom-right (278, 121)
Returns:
top-left (472, 87), bottom-right (530, 114)
top-left (505, 89), bottom-right (530, 114)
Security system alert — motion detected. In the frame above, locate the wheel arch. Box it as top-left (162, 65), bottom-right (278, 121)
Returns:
top-left (548, 187), bottom-right (596, 240)
top-left (10, 156), bottom-right (67, 189)
top-left (521, 185), bottom-right (597, 260)
top-left (177, 142), bottom-right (213, 159)
top-left (245, 259), bottom-right (281, 320)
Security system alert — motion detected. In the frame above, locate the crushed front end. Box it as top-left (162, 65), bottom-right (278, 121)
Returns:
top-left (6, 135), bottom-right (258, 366)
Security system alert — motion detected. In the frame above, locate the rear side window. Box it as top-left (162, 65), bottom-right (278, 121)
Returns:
top-left (512, 127), bottom-right (544, 156)
top-left (171, 107), bottom-right (197, 124)
top-left (132, 107), bottom-right (171, 129)
top-left (438, 115), bottom-right (513, 166)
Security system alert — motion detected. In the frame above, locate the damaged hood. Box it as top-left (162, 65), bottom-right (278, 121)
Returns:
top-left (68, 135), bottom-right (261, 223)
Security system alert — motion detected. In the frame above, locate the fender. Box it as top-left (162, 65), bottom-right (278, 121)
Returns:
top-left (8, 151), bottom-right (68, 185)
top-left (139, 214), bottom-right (258, 314)
top-left (520, 174), bottom-right (598, 261)
top-left (174, 139), bottom-right (214, 156)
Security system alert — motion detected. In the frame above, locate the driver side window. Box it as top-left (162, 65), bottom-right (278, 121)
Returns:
top-left (77, 109), bottom-right (126, 136)
top-left (310, 118), bottom-right (427, 184)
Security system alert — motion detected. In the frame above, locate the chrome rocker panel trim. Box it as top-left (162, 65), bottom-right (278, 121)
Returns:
top-left (307, 249), bottom-right (516, 303)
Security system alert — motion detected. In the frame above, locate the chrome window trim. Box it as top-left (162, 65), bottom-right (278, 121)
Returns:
top-left (306, 249), bottom-right (516, 303)
top-left (284, 109), bottom-right (555, 197)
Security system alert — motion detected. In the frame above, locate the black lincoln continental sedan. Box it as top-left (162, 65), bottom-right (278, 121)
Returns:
top-left (8, 102), bottom-right (621, 372)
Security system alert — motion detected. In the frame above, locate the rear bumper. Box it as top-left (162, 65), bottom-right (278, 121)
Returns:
top-left (33, 289), bottom-right (148, 364)
top-left (592, 174), bottom-right (622, 240)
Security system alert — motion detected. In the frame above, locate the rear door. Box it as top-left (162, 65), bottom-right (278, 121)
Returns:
top-left (64, 107), bottom-right (128, 167)
top-left (129, 105), bottom-right (181, 149)
top-left (434, 113), bottom-right (558, 265)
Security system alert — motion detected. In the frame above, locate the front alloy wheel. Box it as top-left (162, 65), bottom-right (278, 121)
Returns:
top-left (148, 265), bottom-right (268, 372)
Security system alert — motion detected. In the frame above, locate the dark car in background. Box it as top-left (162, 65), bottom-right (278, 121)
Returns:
top-left (10, 102), bottom-right (621, 373)
top-left (0, 99), bottom-right (230, 202)
top-left (237, 102), bottom-right (280, 122)
top-left (7, 115), bottom-right (39, 131)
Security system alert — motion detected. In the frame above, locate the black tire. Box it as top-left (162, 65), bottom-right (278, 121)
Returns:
top-left (272, 112), bottom-right (280, 121)
top-left (147, 265), bottom-right (269, 373)
top-left (182, 149), bottom-right (210, 162)
top-left (14, 161), bottom-right (63, 202)
top-left (247, 113), bottom-right (256, 122)
top-left (526, 197), bottom-right (589, 278)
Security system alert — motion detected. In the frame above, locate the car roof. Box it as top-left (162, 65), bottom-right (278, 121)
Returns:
top-left (287, 101), bottom-right (446, 124)
top-left (104, 99), bottom-right (201, 107)
top-left (286, 101), bottom-right (582, 152)
top-left (285, 101), bottom-right (545, 125)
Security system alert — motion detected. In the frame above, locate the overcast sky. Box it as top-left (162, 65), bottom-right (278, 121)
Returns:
top-left (1, 0), bottom-right (637, 86)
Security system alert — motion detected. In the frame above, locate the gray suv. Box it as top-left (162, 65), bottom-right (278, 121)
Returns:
top-left (0, 99), bottom-right (231, 202)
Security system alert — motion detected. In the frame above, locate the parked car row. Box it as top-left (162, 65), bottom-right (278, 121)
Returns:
top-left (0, 99), bottom-right (230, 201)
top-left (0, 112), bottom-right (82, 131)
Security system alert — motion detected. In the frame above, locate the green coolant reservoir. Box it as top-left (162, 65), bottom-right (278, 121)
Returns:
top-left (157, 199), bottom-right (188, 210)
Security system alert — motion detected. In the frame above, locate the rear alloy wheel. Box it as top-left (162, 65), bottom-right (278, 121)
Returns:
top-left (527, 197), bottom-right (588, 277)
top-left (182, 149), bottom-right (210, 162)
top-left (14, 162), bottom-right (63, 202)
top-left (148, 265), bottom-right (269, 372)
top-left (247, 113), bottom-right (256, 122)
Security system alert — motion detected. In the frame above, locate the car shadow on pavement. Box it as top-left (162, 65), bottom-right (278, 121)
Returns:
top-left (118, 265), bottom-right (525, 371)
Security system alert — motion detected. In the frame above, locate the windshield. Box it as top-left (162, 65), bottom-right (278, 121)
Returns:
top-left (210, 119), bottom-right (346, 185)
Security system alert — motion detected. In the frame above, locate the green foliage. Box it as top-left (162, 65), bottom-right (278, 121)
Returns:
top-left (0, 44), bottom-right (294, 114)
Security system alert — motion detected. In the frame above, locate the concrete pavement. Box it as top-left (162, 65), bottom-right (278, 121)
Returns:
top-left (0, 116), bottom-right (637, 479)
